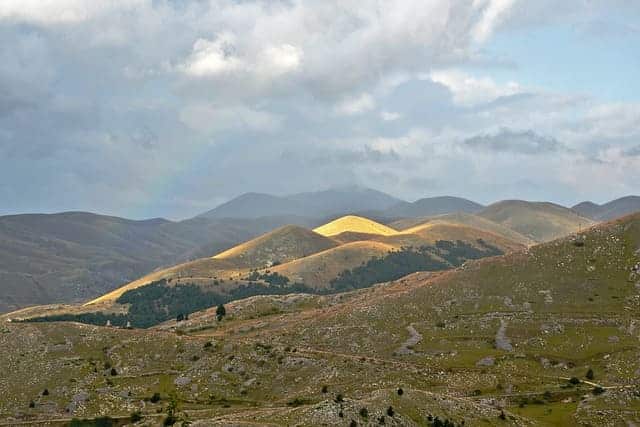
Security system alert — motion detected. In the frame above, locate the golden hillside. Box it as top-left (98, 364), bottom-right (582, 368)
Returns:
top-left (213, 224), bottom-right (338, 268)
top-left (313, 215), bottom-right (397, 237)
top-left (272, 241), bottom-right (396, 288)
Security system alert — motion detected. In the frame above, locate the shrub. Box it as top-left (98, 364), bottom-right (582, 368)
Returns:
top-left (586, 368), bottom-right (594, 380)
top-left (29, 400), bottom-right (35, 408)
top-left (42, 389), bottom-right (49, 396)
top-left (569, 377), bottom-right (580, 385)
top-left (386, 406), bottom-right (395, 417)
top-left (321, 385), bottom-right (328, 393)
top-left (130, 411), bottom-right (142, 422)
top-left (203, 341), bottom-right (213, 349)
top-left (216, 304), bottom-right (226, 321)
top-left (397, 387), bottom-right (404, 396)
top-left (359, 407), bottom-right (369, 418)
top-left (592, 386), bottom-right (605, 395)
top-left (150, 392), bottom-right (161, 403)
top-left (335, 393), bottom-right (344, 403)
top-left (110, 368), bottom-right (118, 376)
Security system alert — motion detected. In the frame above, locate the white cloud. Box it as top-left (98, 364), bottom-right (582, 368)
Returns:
top-left (334, 93), bottom-right (376, 116)
top-left (0, 0), bottom-right (145, 25)
top-left (380, 111), bottom-right (402, 121)
top-left (471, 0), bottom-right (517, 43)
top-left (258, 44), bottom-right (303, 76)
top-left (179, 34), bottom-right (243, 77)
top-left (429, 69), bottom-right (522, 106)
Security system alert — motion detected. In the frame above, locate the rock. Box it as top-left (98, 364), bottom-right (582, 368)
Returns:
top-left (476, 356), bottom-right (495, 367)
top-left (174, 376), bottom-right (191, 386)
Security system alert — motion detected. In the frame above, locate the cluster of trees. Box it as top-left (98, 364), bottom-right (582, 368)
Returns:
top-left (329, 240), bottom-right (502, 292)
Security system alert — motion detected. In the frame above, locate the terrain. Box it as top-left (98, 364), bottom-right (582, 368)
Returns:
top-left (573, 196), bottom-right (640, 221)
top-left (0, 212), bottom-right (318, 313)
top-left (478, 201), bottom-right (594, 242)
top-left (3, 212), bottom-right (640, 425)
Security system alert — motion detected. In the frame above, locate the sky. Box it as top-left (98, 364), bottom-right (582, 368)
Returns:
top-left (0, 0), bottom-right (639, 220)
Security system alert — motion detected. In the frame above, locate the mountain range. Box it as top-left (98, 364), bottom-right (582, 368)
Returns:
top-left (4, 207), bottom-right (640, 425)
top-left (0, 187), bottom-right (636, 313)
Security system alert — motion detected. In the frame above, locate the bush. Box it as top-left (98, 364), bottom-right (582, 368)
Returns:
top-left (592, 386), bottom-right (605, 395)
top-left (569, 377), bottom-right (580, 385)
top-left (42, 389), bottom-right (49, 396)
top-left (321, 385), bottom-right (328, 393)
top-left (397, 387), bottom-right (404, 396)
top-left (586, 368), bottom-right (594, 380)
top-left (386, 406), bottom-right (395, 417)
top-left (359, 407), bottom-right (369, 418)
top-left (110, 367), bottom-right (118, 376)
top-left (150, 392), bottom-right (161, 403)
top-left (130, 411), bottom-right (142, 422)
top-left (335, 393), bottom-right (344, 403)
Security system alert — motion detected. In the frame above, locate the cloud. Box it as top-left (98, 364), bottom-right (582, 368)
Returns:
top-left (179, 103), bottom-right (281, 135)
top-left (334, 93), bottom-right (376, 116)
top-left (179, 34), bottom-right (243, 77)
top-left (463, 128), bottom-right (563, 154)
top-left (429, 69), bottom-right (522, 106)
top-left (0, 0), bottom-right (638, 218)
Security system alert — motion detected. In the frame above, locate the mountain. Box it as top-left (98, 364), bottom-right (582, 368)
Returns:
top-left (573, 196), bottom-right (640, 221)
top-left (313, 215), bottom-right (398, 237)
top-left (390, 212), bottom-right (535, 246)
top-left (479, 200), bottom-right (594, 242)
top-left (212, 225), bottom-right (338, 269)
top-left (5, 213), bottom-right (639, 425)
top-left (198, 186), bottom-right (403, 219)
top-left (0, 212), bottom-right (318, 313)
top-left (382, 196), bottom-right (484, 218)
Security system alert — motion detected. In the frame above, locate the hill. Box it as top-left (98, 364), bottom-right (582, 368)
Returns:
top-left (382, 196), bottom-right (484, 218)
top-left (272, 241), bottom-right (397, 289)
top-left (4, 214), bottom-right (640, 424)
top-left (313, 215), bottom-right (398, 237)
top-left (198, 186), bottom-right (403, 219)
top-left (212, 225), bottom-right (338, 268)
top-left (573, 195), bottom-right (640, 221)
top-left (0, 212), bottom-right (315, 313)
top-left (391, 212), bottom-right (535, 246)
top-left (479, 200), bottom-right (594, 242)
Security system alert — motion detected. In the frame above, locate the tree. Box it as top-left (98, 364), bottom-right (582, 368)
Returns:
top-left (176, 313), bottom-right (184, 322)
top-left (586, 368), bottom-right (594, 380)
top-left (216, 304), bottom-right (226, 321)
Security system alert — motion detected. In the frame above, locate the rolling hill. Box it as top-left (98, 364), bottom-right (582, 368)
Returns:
top-left (4, 213), bottom-right (640, 425)
top-left (313, 215), bottom-right (398, 237)
top-left (573, 195), bottom-right (640, 221)
top-left (212, 225), bottom-right (338, 268)
top-left (391, 212), bottom-right (535, 246)
top-left (0, 212), bottom-right (317, 313)
top-left (479, 200), bottom-right (594, 242)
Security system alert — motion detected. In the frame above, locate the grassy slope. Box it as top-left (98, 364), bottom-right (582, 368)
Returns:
top-left (213, 225), bottom-right (338, 268)
top-left (313, 215), bottom-right (398, 237)
top-left (391, 212), bottom-right (535, 246)
top-left (479, 200), bottom-right (595, 242)
top-left (5, 215), bottom-right (638, 424)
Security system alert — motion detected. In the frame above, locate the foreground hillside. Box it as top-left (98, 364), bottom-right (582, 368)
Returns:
top-left (3, 213), bottom-right (639, 425)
